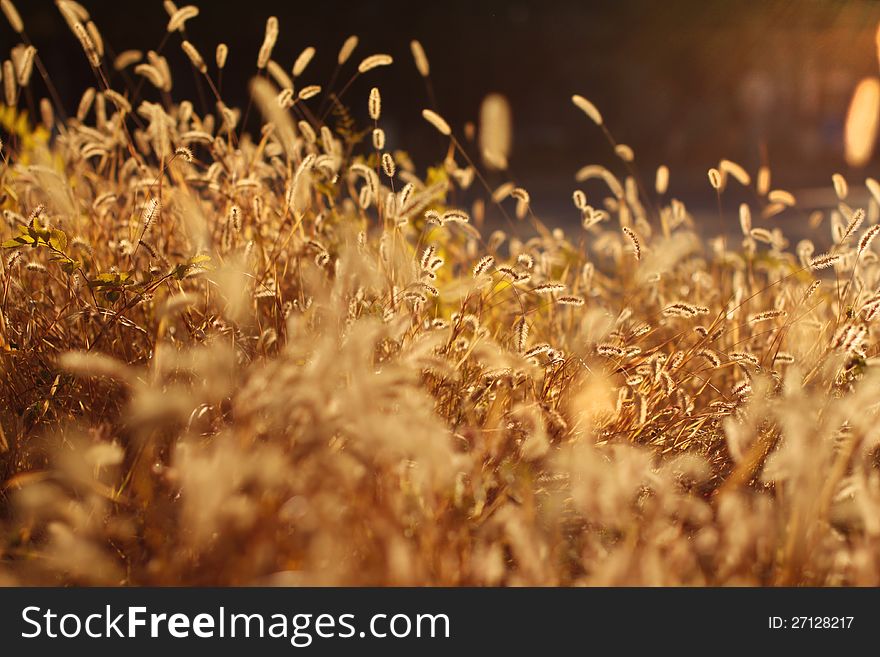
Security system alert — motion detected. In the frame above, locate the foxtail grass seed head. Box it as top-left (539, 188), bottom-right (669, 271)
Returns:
top-left (141, 198), bottom-right (160, 231)
top-left (83, 38), bottom-right (112, 73)
top-left (422, 109), bottom-right (451, 136)
top-left (762, 202), bottom-right (786, 219)
top-left (859, 224), bottom-right (880, 254)
top-left (622, 226), bottom-right (641, 260)
top-left (337, 35), bottom-right (358, 65)
top-left (397, 182), bottom-right (414, 209)
top-left (493, 182), bottom-right (515, 202)
top-left (114, 49), bottom-right (143, 71)
top-left (832, 173), bottom-right (849, 200)
top-left (810, 253), bottom-right (841, 270)
top-left (358, 53), bottom-right (393, 73)
top-left (655, 165), bottom-right (669, 195)
top-left (479, 93), bottom-right (512, 171)
top-left (732, 380), bottom-right (752, 398)
top-left (840, 208), bottom-right (865, 244)
top-left (1, 0), bottom-right (22, 32)
top-left (749, 227), bottom-right (773, 244)
top-left (16, 45), bottom-right (35, 87)
top-left (216, 43), bottom-right (228, 69)
top-left (59, 0), bottom-right (89, 26)
top-left (229, 206), bottom-right (242, 232)
top-left (277, 88), bottom-right (294, 108)
top-left (707, 168), bottom-right (722, 190)
top-left (260, 16), bottom-right (279, 68)
top-left (719, 158), bottom-right (750, 185)
top-left (358, 184), bottom-right (372, 209)
top-left (369, 87), bottom-right (381, 120)
top-left (571, 94), bottom-right (603, 125)
top-left (664, 303), bottom-right (709, 317)
top-left (257, 22), bottom-right (278, 69)
top-left (3, 60), bottom-right (15, 106)
top-left (515, 317), bottom-right (529, 353)
top-left (739, 203), bottom-right (751, 235)
top-left (845, 76), bottom-right (880, 167)
top-left (296, 120), bottom-right (315, 144)
top-left (575, 166), bottom-right (623, 198)
top-left (381, 153), bottom-right (396, 178)
top-left (511, 186), bottom-right (530, 204)
top-left (757, 165), bottom-right (771, 195)
top-left (729, 351), bottom-right (760, 367)
top-left (266, 60), bottom-right (293, 91)
top-left (298, 85), bottom-right (321, 100)
top-left (292, 46), bottom-right (316, 77)
top-left (76, 86), bottom-right (95, 121)
top-left (73, 21), bottom-right (101, 68)
top-left (135, 63), bottom-right (165, 90)
top-left (768, 189), bottom-right (796, 206)
top-left (40, 97), bottom-right (54, 128)
top-left (597, 344), bottom-right (624, 358)
top-left (103, 89), bottom-right (131, 113)
top-left (749, 310), bottom-right (786, 323)
top-left (181, 40), bottom-right (207, 73)
top-left (524, 344), bottom-right (550, 359)
top-left (615, 144), bottom-right (634, 162)
top-left (410, 39), bottom-right (430, 77)
top-left (372, 128), bottom-right (385, 150)
top-left (442, 209), bottom-right (469, 224)
top-left (420, 245), bottom-right (436, 270)
top-left (473, 255), bottom-right (495, 278)
top-left (534, 282), bottom-right (566, 295)
top-left (167, 5), bottom-right (198, 32)
top-left (699, 349), bottom-right (722, 368)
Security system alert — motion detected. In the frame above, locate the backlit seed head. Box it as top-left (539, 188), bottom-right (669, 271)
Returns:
top-left (422, 109), bottom-right (451, 136)
top-left (369, 87), bottom-right (381, 121)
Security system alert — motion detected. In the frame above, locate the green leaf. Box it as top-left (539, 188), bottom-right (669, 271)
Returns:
top-left (1, 234), bottom-right (35, 248)
top-left (49, 229), bottom-right (68, 252)
top-left (27, 222), bottom-right (51, 244)
top-left (89, 271), bottom-right (133, 289)
top-left (60, 259), bottom-right (79, 275)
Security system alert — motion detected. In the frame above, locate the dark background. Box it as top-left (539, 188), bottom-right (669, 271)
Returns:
top-left (5, 0), bottom-right (880, 224)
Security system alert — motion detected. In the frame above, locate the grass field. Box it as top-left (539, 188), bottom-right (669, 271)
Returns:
top-left (2, 1), bottom-right (880, 585)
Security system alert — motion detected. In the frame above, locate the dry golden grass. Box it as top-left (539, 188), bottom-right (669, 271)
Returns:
top-left (2, 1), bottom-right (880, 586)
